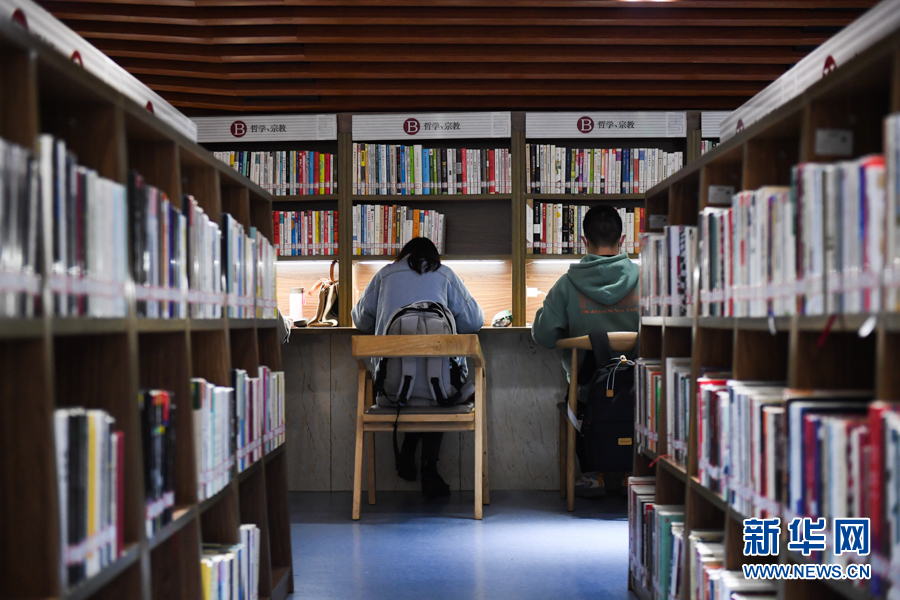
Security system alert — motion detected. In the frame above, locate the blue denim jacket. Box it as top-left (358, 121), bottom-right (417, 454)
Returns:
top-left (351, 259), bottom-right (484, 336)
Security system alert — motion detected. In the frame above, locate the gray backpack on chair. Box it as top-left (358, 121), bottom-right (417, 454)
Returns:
top-left (373, 301), bottom-right (474, 408)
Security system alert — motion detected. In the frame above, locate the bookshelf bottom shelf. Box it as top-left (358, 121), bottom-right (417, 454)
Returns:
top-left (271, 567), bottom-right (292, 600)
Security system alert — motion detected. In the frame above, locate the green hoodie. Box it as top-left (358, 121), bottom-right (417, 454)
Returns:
top-left (531, 253), bottom-right (640, 381)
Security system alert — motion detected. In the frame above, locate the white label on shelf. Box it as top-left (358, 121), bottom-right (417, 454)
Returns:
top-left (721, 0), bottom-right (900, 141)
top-left (193, 114), bottom-right (338, 142)
top-left (0, 0), bottom-right (197, 141)
top-left (707, 185), bottom-right (735, 206)
top-left (352, 112), bottom-right (511, 140)
top-left (814, 128), bottom-right (854, 156)
top-left (526, 111), bottom-right (686, 138)
top-left (701, 111), bottom-right (731, 139)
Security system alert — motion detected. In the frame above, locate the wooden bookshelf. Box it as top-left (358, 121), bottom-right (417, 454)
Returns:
top-left (229, 115), bottom-right (710, 329)
top-left (0, 20), bottom-right (292, 600)
top-left (630, 28), bottom-right (900, 600)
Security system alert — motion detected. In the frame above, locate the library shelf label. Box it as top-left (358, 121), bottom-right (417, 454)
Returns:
top-left (352, 112), bottom-right (511, 141)
top-left (193, 114), bottom-right (338, 143)
top-left (525, 112), bottom-right (686, 139)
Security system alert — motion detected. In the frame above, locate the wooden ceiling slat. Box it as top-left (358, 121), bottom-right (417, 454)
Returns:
top-left (41, 3), bottom-right (864, 27)
top-left (90, 40), bottom-right (807, 64)
top-left (139, 75), bottom-right (767, 96)
top-left (67, 21), bottom-right (831, 45)
top-left (159, 91), bottom-right (751, 112)
top-left (37, 0), bottom-right (875, 115)
top-left (114, 57), bottom-right (787, 81)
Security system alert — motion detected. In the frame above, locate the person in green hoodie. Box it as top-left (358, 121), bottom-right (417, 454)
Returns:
top-left (531, 204), bottom-right (639, 496)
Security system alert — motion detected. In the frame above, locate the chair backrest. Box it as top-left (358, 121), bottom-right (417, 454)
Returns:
top-left (556, 331), bottom-right (637, 353)
top-left (351, 334), bottom-right (484, 368)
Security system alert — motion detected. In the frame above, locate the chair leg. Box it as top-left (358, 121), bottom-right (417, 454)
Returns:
top-left (366, 431), bottom-right (376, 505)
top-left (474, 366), bottom-right (484, 520)
top-left (352, 365), bottom-right (367, 520)
top-left (559, 409), bottom-right (567, 499)
top-left (567, 348), bottom-right (578, 512)
top-left (482, 372), bottom-right (490, 506)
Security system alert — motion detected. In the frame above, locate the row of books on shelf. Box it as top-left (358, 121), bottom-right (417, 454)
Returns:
top-left (215, 150), bottom-right (336, 196)
top-left (273, 210), bottom-right (338, 257)
top-left (635, 358), bottom-right (691, 465)
top-left (696, 112), bottom-right (900, 318)
top-left (140, 390), bottom-right (176, 539)
top-left (525, 145), bottom-right (684, 195)
top-left (48, 368), bottom-right (285, 591)
top-left (352, 144), bottom-right (511, 195)
top-left (201, 525), bottom-right (261, 600)
top-left (640, 373), bottom-right (900, 592)
top-left (193, 367), bottom-right (286, 501)
top-left (525, 203), bottom-right (645, 255)
top-left (53, 408), bottom-right (124, 590)
top-left (0, 134), bottom-right (278, 321)
top-left (629, 477), bottom-right (776, 600)
top-left (352, 204), bottom-right (446, 255)
top-left (700, 140), bottom-right (718, 156)
top-left (639, 226), bottom-right (696, 316)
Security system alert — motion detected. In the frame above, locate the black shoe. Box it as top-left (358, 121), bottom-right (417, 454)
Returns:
top-left (421, 460), bottom-right (450, 498)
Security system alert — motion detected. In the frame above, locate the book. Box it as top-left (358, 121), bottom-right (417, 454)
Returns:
top-left (525, 145), bottom-right (683, 194)
top-left (0, 136), bottom-right (41, 318)
top-left (352, 144), bottom-right (509, 196)
top-left (666, 358), bottom-right (692, 467)
top-left (139, 390), bottom-right (176, 539)
top-left (636, 359), bottom-right (662, 453)
top-left (216, 150), bottom-right (336, 196)
top-left (273, 210), bottom-right (338, 257)
top-left (352, 205), bottom-right (445, 255)
top-left (528, 203), bottom-right (644, 255)
top-left (192, 378), bottom-right (235, 501)
top-left (53, 407), bottom-right (122, 589)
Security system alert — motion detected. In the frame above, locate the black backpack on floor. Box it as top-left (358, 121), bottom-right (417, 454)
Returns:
top-left (571, 331), bottom-right (636, 475)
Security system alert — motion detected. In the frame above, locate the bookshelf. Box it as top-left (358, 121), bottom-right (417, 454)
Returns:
top-left (0, 20), bottom-right (292, 600)
top-left (209, 112), bottom-right (704, 330)
top-left (630, 26), bottom-right (900, 600)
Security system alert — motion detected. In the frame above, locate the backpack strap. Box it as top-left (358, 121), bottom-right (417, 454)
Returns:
top-left (587, 330), bottom-right (613, 364)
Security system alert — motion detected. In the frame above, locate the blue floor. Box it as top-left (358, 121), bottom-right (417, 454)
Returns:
top-left (289, 490), bottom-right (637, 600)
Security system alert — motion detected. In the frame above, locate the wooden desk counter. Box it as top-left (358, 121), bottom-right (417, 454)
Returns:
top-left (281, 327), bottom-right (569, 493)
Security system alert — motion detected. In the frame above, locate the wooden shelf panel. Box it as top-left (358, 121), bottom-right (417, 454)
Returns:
top-left (0, 318), bottom-right (44, 339)
top-left (689, 477), bottom-right (728, 512)
top-left (52, 318), bottom-right (130, 337)
top-left (272, 194), bottom-right (338, 202)
top-left (63, 543), bottom-right (140, 600)
top-left (147, 506), bottom-right (196, 552)
top-left (352, 193), bottom-right (511, 201)
top-left (657, 457), bottom-right (688, 483)
top-left (528, 193), bottom-right (644, 202)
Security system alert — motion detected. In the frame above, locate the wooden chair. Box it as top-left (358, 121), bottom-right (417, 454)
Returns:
top-left (350, 334), bottom-right (489, 520)
top-left (557, 332), bottom-right (638, 512)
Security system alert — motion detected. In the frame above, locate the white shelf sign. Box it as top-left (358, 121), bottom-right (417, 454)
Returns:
top-left (352, 112), bottom-right (511, 141)
top-left (526, 112), bottom-right (686, 139)
top-left (193, 114), bottom-right (337, 143)
top-left (701, 112), bottom-right (731, 139)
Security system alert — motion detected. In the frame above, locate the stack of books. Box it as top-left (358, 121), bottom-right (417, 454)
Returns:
top-left (139, 389), bottom-right (176, 539)
top-left (215, 150), bottom-right (336, 196)
top-left (38, 135), bottom-right (130, 319)
top-left (640, 226), bottom-right (697, 317)
top-left (273, 210), bottom-right (338, 257)
top-left (130, 172), bottom-right (188, 319)
top-left (352, 205), bottom-right (445, 255)
top-left (628, 477), bottom-right (657, 595)
top-left (0, 137), bottom-right (40, 318)
top-left (700, 140), bottom-right (718, 155)
top-left (222, 214), bottom-right (257, 319)
top-left (526, 203), bottom-right (645, 255)
top-left (525, 145), bottom-right (683, 194)
top-left (53, 408), bottom-right (124, 589)
top-left (233, 366), bottom-right (286, 472)
top-left (184, 195), bottom-right (224, 319)
top-left (352, 144), bottom-right (511, 195)
top-left (201, 524), bottom-right (260, 600)
top-left (635, 359), bottom-right (661, 454)
top-left (191, 378), bottom-right (235, 502)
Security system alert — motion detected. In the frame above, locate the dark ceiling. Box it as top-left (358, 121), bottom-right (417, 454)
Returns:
top-left (38, 0), bottom-right (879, 115)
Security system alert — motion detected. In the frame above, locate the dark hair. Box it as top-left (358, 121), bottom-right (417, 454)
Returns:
top-left (582, 205), bottom-right (623, 249)
top-left (396, 237), bottom-right (441, 274)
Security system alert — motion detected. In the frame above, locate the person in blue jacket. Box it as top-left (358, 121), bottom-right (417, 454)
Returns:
top-left (352, 237), bottom-right (484, 498)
